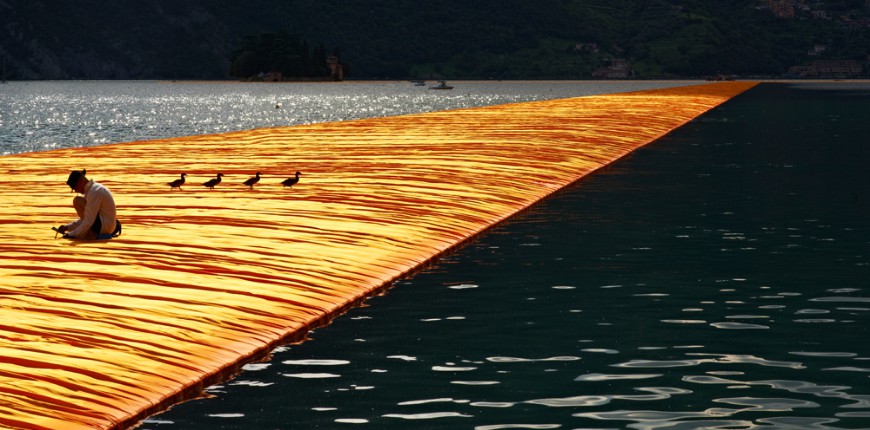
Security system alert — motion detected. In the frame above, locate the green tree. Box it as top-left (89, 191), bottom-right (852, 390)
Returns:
top-left (229, 31), bottom-right (340, 80)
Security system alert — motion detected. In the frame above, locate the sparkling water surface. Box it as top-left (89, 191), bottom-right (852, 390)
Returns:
top-left (2, 81), bottom-right (868, 429)
top-left (0, 80), bottom-right (689, 154)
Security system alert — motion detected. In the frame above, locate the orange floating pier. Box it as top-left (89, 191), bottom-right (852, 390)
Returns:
top-left (0, 82), bottom-right (756, 429)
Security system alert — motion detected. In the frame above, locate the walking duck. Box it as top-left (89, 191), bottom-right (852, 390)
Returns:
top-left (167, 173), bottom-right (187, 190)
top-left (281, 171), bottom-right (302, 187)
top-left (244, 172), bottom-right (261, 189)
top-left (203, 173), bottom-right (224, 189)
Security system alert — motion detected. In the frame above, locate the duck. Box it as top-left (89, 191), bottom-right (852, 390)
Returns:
top-left (281, 171), bottom-right (302, 187)
top-left (244, 172), bottom-right (261, 189)
top-left (167, 173), bottom-right (187, 190)
top-left (203, 173), bottom-right (224, 189)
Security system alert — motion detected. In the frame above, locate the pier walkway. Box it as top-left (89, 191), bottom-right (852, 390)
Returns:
top-left (0, 82), bottom-right (755, 429)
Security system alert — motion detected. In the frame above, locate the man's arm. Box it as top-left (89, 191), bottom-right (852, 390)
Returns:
top-left (67, 191), bottom-right (104, 237)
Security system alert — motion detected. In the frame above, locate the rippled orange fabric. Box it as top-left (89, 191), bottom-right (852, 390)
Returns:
top-left (0, 82), bottom-right (756, 429)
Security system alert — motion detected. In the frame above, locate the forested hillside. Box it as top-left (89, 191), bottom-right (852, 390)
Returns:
top-left (1, 0), bottom-right (868, 80)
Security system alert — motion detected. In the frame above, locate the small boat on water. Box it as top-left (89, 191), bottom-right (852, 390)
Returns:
top-left (411, 79), bottom-right (426, 86)
top-left (429, 80), bottom-right (454, 90)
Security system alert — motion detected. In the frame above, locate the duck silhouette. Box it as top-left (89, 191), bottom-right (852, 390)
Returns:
top-left (167, 173), bottom-right (187, 190)
top-left (281, 171), bottom-right (302, 187)
top-left (203, 173), bottom-right (224, 189)
top-left (244, 172), bottom-right (261, 189)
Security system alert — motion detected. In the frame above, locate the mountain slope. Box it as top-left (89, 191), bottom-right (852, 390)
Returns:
top-left (1, 0), bottom-right (867, 79)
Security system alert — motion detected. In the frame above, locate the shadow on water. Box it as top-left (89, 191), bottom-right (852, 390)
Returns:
top-left (145, 83), bottom-right (870, 429)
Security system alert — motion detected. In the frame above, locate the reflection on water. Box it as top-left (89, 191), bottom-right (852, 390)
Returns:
top-left (142, 83), bottom-right (869, 429)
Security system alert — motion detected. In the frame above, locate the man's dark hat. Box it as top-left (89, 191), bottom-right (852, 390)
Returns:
top-left (66, 169), bottom-right (86, 190)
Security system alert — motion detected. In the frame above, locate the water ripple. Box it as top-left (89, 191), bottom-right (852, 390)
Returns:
top-left (811, 296), bottom-right (870, 303)
top-left (475, 425), bottom-right (562, 430)
top-left (398, 398), bottom-right (464, 406)
top-left (470, 401), bottom-right (517, 408)
top-left (575, 373), bottom-right (662, 382)
top-left (789, 352), bottom-right (857, 358)
top-left (433, 365), bottom-right (478, 372)
top-left (714, 396), bottom-right (820, 411)
top-left (383, 412), bottom-right (473, 419)
top-left (709, 322), bottom-right (769, 329)
top-left (487, 356), bottom-right (581, 363)
top-left (282, 359), bottom-right (350, 366)
top-left (614, 354), bottom-right (805, 370)
top-left (448, 283), bottom-right (479, 290)
top-left (528, 387), bottom-right (691, 408)
top-left (282, 373), bottom-right (341, 378)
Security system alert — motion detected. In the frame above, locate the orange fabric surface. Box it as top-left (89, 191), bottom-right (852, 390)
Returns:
top-left (0, 82), bottom-right (756, 429)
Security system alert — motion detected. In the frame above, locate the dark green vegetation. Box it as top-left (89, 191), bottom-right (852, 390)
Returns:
top-left (228, 32), bottom-right (340, 81)
top-left (1, 0), bottom-right (868, 80)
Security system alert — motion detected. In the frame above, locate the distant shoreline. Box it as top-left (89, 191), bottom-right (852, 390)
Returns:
top-left (156, 78), bottom-right (870, 85)
top-left (4, 77), bottom-right (870, 84)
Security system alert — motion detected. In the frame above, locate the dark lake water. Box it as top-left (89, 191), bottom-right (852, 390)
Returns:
top-left (138, 82), bottom-right (866, 429)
